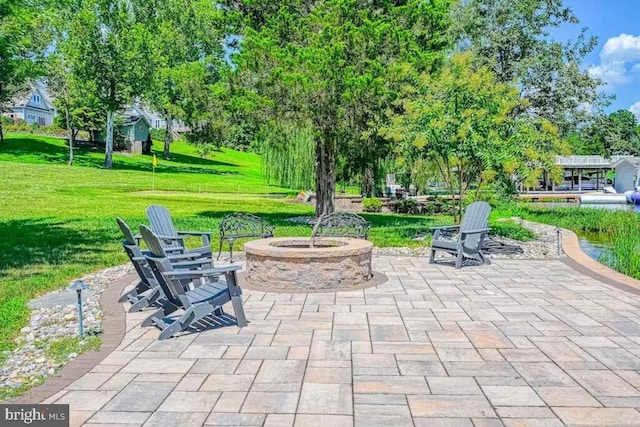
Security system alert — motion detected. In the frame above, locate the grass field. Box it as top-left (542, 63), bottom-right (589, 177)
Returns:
top-left (0, 133), bottom-right (453, 353)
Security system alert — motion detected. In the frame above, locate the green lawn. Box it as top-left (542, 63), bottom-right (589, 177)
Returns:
top-left (0, 133), bottom-right (448, 353)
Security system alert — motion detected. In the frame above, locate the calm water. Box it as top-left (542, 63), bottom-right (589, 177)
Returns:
top-left (578, 233), bottom-right (611, 261)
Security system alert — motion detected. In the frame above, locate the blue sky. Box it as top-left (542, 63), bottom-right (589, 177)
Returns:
top-left (553, 0), bottom-right (640, 117)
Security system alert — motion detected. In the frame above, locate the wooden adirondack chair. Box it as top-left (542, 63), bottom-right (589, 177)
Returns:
top-left (116, 218), bottom-right (214, 312)
top-left (139, 225), bottom-right (248, 339)
top-left (429, 201), bottom-right (492, 269)
top-left (146, 204), bottom-right (213, 257)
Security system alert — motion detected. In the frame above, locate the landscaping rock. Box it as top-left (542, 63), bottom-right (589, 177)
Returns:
top-left (0, 264), bottom-right (133, 395)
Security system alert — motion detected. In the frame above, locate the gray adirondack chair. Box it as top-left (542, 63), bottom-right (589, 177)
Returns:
top-left (116, 218), bottom-right (214, 312)
top-left (429, 201), bottom-right (492, 269)
top-left (139, 225), bottom-right (247, 339)
top-left (146, 204), bottom-right (212, 257)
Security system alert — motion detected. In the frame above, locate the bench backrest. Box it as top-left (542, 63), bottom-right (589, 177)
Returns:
top-left (219, 212), bottom-right (274, 238)
top-left (313, 212), bottom-right (369, 239)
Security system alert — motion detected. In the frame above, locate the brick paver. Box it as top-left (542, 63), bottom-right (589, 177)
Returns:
top-left (50, 257), bottom-right (640, 426)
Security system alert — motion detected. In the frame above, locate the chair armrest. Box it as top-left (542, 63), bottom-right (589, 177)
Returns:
top-left (172, 258), bottom-right (214, 269)
top-left (177, 230), bottom-right (212, 237)
top-left (155, 234), bottom-right (185, 241)
top-left (131, 256), bottom-right (146, 262)
top-left (166, 252), bottom-right (203, 261)
top-left (460, 228), bottom-right (491, 235)
top-left (165, 265), bottom-right (241, 278)
top-left (430, 225), bottom-right (460, 231)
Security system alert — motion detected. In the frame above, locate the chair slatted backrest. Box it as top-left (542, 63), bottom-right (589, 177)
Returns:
top-left (459, 201), bottom-right (491, 252)
top-left (116, 218), bottom-right (155, 285)
top-left (139, 225), bottom-right (189, 307)
top-left (146, 204), bottom-right (182, 251)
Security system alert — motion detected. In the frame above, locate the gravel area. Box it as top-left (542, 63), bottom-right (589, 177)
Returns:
top-left (0, 264), bottom-right (133, 394)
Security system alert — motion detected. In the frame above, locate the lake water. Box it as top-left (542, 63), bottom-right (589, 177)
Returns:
top-left (578, 234), bottom-right (611, 261)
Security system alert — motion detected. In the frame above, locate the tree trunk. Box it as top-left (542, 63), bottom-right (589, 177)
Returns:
top-left (104, 110), bottom-right (114, 169)
top-left (163, 115), bottom-right (173, 160)
top-left (361, 166), bottom-right (374, 198)
top-left (314, 135), bottom-right (336, 216)
top-left (65, 101), bottom-right (74, 166)
top-left (0, 120), bottom-right (4, 144)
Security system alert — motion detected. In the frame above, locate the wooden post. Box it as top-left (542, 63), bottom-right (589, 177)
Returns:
top-left (571, 169), bottom-right (574, 191)
top-left (578, 168), bottom-right (582, 192)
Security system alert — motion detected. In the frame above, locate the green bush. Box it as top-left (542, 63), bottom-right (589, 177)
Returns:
top-left (489, 220), bottom-right (535, 242)
top-left (395, 198), bottom-right (418, 214)
top-left (362, 197), bottom-right (383, 212)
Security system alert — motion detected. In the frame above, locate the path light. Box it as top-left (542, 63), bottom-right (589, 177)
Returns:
top-left (556, 227), bottom-right (562, 257)
top-left (67, 280), bottom-right (89, 338)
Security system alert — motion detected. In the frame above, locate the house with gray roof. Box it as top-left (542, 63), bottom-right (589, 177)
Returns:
top-left (4, 85), bottom-right (56, 126)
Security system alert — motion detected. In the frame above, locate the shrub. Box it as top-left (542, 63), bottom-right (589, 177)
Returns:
top-left (362, 197), bottom-right (383, 212)
top-left (489, 220), bottom-right (535, 242)
top-left (396, 198), bottom-right (418, 214)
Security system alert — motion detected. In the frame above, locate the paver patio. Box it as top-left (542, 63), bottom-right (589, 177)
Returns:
top-left (47, 257), bottom-right (640, 426)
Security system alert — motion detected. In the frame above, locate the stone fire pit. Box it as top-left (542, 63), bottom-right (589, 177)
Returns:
top-left (244, 237), bottom-right (373, 290)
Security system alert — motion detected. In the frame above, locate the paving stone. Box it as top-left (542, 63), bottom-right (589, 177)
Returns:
top-left (213, 391), bottom-right (248, 412)
top-left (568, 369), bottom-right (640, 396)
top-left (554, 407), bottom-right (640, 426)
top-left (584, 347), bottom-right (640, 370)
top-left (200, 374), bottom-right (255, 391)
top-left (354, 404), bottom-right (413, 427)
top-left (176, 374), bottom-right (208, 391)
top-left (241, 392), bottom-right (299, 413)
top-left (435, 347), bottom-right (483, 362)
top-left (102, 383), bottom-right (174, 412)
top-left (309, 341), bottom-right (351, 360)
top-left (255, 360), bottom-right (306, 383)
top-left (305, 367), bottom-right (351, 383)
top-left (271, 333), bottom-right (312, 347)
top-left (134, 373), bottom-right (183, 383)
top-left (56, 390), bottom-right (119, 411)
top-left (396, 360), bottom-right (447, 376)
top-left (353, 394), bottom-right (408, 405)
top-left (180, 344), bottom-right (228, 359)
top-left (597, 396), bottom-right (640, 407)
top-left (494, 406), bottom-right (562, 419)
top-left (190, 359), bottom-right (241, 374)
top-left (251, 382), bottom-right (301, 392)
top-left (144, 412), bottom-right (208, 427)
top-left (427, 377), bottom-right (482, 395)
top-left (298, 383), bottom-right (353, 415)
top-left (194, 333), bottom-right (255, 346)
top-left (369, 325), bottom-right (409, 341)
top-left (413, 418), bottom-right (473, 427)
top-left (68, 373), bottom-right (114, 390)
top-left (481, 386), bottom-right (545, 407)
top-left (294, 414), bottom-right (353, 427)
top-left (353, 375), bottom-right (429, 394)
top-left (534, 386), bottom-right (602, 407)
top-left (501, 419), bottom-right (562, 427)
top-left (99, 373), bottom-right (137, 391)
top-left (121, 358), bottom-right (195, 374)
top-left (371, 342), bottom-right (435, 354)
top-left (244, 346), bottom-right (290, 360)
top-left (206, 412), bottom-right (266, 426)
top-left (352, 354), bottom-right (397, 375)
top-left (264, 414), bottom-right (295, 427)
top-left (466, 331), bottom-right (513, 349)
top-left (235, 360), bottom-right (263, 375)
top-left (69, 411), bottom-right (97, 427)
top-left (443, 361), bottom-right (516, 377)
top-left (498, 349), bottom-right (549, 362)
top-left (332, 328), bottom-right (371, 341)
top-left (157, 390), bottom-right (220, 412)
top-left (88, 411), bottom-right (151, 424)
top-left (511, 362), bottom-right (577, 387)
top-left (407, 395), bottom-right (495, 418)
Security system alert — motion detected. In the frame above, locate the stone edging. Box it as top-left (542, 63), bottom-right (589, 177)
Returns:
top-left (238, 271), bottom-right (389, 294)
top-left (560, 227), bottom-right (640, 296)
top-left (5, 273), bottom-right (137, 404)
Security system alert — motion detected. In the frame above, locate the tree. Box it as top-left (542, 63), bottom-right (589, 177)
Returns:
top-left (451, 0), bottom-right (603, 136)
top-left (135, 0), bottom-right (228, 160)
top-left (0, 0), bottom-right (47, 143)
top-left (230, 0), bottom-right (451, 215)
top-left (57, 0), bottom-right (150, 168)
top-left (382, 53), bottom-right (566, 221)
top-left (609, 109), bottom-right (639, 155)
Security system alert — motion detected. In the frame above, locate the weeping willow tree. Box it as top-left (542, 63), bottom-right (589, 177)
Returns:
top-left (261, 122), bottom-right (315, 191)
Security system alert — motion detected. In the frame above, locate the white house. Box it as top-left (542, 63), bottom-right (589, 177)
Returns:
top-left (5, 85), bottom-right (56, 126)
top-left (554, 155), bottom-right (640, 193)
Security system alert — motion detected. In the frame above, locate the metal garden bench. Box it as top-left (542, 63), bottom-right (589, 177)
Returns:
top-left (218, 212), bottom-right (274, 262)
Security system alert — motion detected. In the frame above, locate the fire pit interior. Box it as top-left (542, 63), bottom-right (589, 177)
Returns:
top-left (244, 237), bottom-right (373, 290)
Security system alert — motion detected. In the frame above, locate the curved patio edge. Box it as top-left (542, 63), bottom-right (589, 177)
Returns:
top-left (5, 273), bottom-right (137, 404)
top-left (560, 226), bottom-right (640, 296)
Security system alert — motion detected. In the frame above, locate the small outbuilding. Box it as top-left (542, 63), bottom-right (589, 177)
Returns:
top-left (121, 114), bottom-right (150, 154)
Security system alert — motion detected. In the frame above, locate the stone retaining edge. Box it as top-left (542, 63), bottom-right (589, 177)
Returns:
top-left (560, 227), bottom-right (640, 296)
top-left (5, 273), bottom-right (137, 404)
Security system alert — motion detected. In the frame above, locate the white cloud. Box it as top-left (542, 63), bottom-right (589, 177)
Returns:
top-left (601, 34), bottom-right (640, 63)
top-left (589, 34), bottom-right (640, 88)
top-left (630, 102), bottom-right (640, 120)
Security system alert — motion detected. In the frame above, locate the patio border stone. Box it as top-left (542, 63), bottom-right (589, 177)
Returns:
top-left (4, 273), bottom-right (136, 404)
top-left (560, 226), bottom-right (640, 296)
top-left (238, 270), bottom-right (388, 294)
